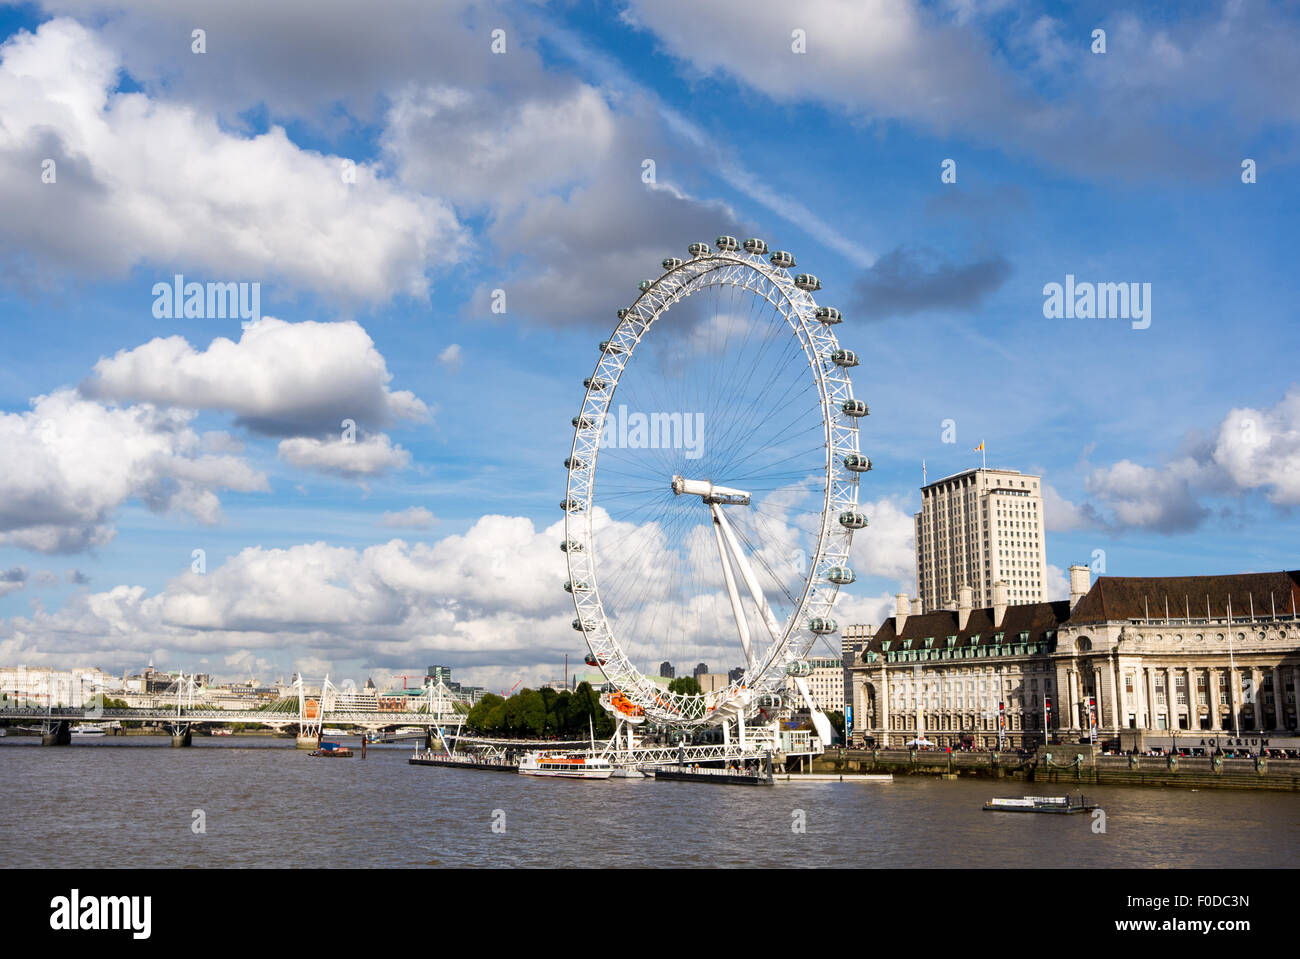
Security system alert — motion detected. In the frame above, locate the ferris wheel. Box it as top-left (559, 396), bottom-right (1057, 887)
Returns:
top-left (562, 236), bottom-right (868, 733)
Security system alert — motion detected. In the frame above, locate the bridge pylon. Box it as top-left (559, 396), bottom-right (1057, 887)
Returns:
top-left (294, 674), bottom-right (335, 749)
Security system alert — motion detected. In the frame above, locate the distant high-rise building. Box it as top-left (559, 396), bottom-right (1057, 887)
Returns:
top-left (427, 665), bottom-right (453, 686)
top-left (727, 666), bottom-right (745, 683)
top-left (842, 624), bottom-right (871, 659)
top-left (659, 661), bottom-right (675, 679)
top-left (693, 663), bottom-right (709, 680)
top-left (915, 467), bottom-right (1047, 612)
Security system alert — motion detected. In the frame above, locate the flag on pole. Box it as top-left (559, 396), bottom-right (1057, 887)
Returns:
top-left (974, 440), bottom-right (987, 469)
top-left (973, 441), bottom-right (984, 452)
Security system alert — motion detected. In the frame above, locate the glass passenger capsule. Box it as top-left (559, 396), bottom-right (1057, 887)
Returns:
top-left (742, 238), bottom-right (768, 255)
top-left (808, 617), bottom-right (838, 635)
top-left (842, 399), bottom-right (869, 417)
top-left (815, 306), bottom-right (842, 325)
top-left (826, 566), bottom-right (856, 585)
top-left (831, 349), bottom-right (859, 368)
top-left (616, 308), bottom-right (631, 319)
top-left (572, 415), bottom-right (593, 429)
top-left (560, 499), bottom-right (584, 512)
top-left (784, 661), bottom-right (815, 676)
top-left (583, 377), bottom-right (607, 391)
top-left (572, 618), bottom-right (596, 632)
top-left (583, 652), bottom-right (606, 667)
top-left (662, 257), bottom-right (683, 270)
top-left (756, 694), bottom-right (783, 709)
top-left (794, 273), bottom-right (820, 291)
top-left (563, 580), bottom-right (588, 593)
top-left (564, 456), bottom-right (585, 470)
top-left (559, 539), bottom-right (583, 552)
top-left (638, 280), bottom-right (653, 292)
top-left (839, 510), bottom-right (868, 529)
top-left (844, 453), bottom-right (872, 472)
top-left (688, 242), bottom-right (711, 257)
top-left (715, 235), bottom-right (739, 252)
top-left (599, 340), bottom-right (625, 354)
top-left (769, 250), bottom-right (796, 269)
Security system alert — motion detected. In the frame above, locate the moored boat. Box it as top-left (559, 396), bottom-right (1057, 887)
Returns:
top-left (310, 741), bottom-right (353, 758)
top-left (983, 794), bottom-right (1098, 814)
top-left (518, 750), bottom-right (613, 779)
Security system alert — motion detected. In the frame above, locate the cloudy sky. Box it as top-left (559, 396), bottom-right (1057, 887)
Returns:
top-left (1, 0), bottom-right (1298, 691)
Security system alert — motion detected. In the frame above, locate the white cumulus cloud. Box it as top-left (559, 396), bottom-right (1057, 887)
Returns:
top-left (0, 17), bottom-right (467, 300)
top-left (380, 507), bottom-right (438, 529)
top-left (278, 433), bottom-right (412, 479)
top-left (0, 389), bottom-right (267, 553)
top-left (83, 318), bottom-right (429, 437)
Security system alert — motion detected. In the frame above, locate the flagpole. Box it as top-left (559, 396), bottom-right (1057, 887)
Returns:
top-left (982, 440), bottom-right (987, 471)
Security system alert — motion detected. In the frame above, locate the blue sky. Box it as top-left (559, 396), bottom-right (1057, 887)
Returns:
top-left (1, 0), bottom-right (1298, 689)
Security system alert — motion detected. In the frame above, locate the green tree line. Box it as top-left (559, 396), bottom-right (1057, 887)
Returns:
top-left (464, 682), bottom-right (615, 739)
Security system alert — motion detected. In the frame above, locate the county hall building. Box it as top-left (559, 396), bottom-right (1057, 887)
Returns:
top-left (847, 567), bottom-right (1300, 751)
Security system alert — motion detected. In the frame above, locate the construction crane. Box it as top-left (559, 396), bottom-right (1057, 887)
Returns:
top-left (501, 680), bottom-right (522, 697)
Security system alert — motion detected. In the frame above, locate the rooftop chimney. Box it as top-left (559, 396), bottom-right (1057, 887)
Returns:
top-left (958, 584), bottom-right (973, 630)
top-left (895, 592), bottom-right (909, 633)
top-left (1069, 564), bottom-right (1091, 611)
top-left (910, 598), bottom-right (923, 616)
top-left (992, 580), bottom-right (1008, 629)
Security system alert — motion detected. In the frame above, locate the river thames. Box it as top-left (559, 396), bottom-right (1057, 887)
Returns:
top-left (2, 737), bottom-right (1295, 868)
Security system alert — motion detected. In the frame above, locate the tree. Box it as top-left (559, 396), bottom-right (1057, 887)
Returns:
top-left (518, 689), bottom-right (546, 737)
top-left (668, 676), bottom-right (701, 696)
top-left (466, 693), bottom-right (505, 733)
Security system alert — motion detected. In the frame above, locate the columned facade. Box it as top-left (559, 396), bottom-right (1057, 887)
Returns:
top-left (850, 570), bottom-right (1300, 751)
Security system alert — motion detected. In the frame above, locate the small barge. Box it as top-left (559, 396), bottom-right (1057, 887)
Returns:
top-left (653, 764), bottom-right (774, 786)
top-left (983, 794), bottom-right (1098, 814)
top-left (310, 741), bottom-right (353, 758)
top-left (409, 752), bottom-right (518, 772)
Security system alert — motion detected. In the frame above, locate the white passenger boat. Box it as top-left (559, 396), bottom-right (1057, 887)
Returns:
top-left (517, 751), bottom-right (614, 779)
top-left (71, 723), bottom-right (108, 736)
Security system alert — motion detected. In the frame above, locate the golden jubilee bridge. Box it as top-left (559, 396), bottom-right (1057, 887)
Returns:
top-left (0, 675), bottom-right (471, 748)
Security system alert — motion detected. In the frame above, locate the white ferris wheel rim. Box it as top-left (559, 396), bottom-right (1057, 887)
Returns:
top-left (563, 240), bottom-right (863, 728)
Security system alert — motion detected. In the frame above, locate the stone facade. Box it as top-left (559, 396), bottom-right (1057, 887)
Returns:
top-left (849, 568), bottom-right (1300, 750)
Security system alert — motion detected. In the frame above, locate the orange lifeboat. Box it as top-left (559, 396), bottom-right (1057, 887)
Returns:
top-left (609, 690), bottom-right (645, 718)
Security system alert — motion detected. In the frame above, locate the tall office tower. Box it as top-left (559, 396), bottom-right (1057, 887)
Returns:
top-left (842, 624), bottom-right (872, 658)
top-left (659, 661), bottom-right (676, 679)
top-left (914, 468), bottom-right (1047, 612)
